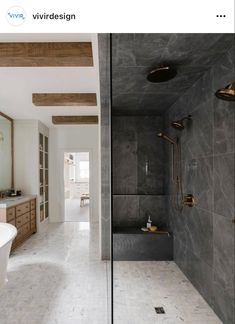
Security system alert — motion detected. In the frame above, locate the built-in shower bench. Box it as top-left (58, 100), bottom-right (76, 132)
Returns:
top-left (113, 227), bottom-right (173, 261)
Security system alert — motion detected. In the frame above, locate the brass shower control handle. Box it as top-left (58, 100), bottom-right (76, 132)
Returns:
top-left (183, 194), bottom-right (196, 207)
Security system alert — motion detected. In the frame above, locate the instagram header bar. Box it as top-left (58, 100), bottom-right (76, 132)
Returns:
top-left (0, 0), bottom-right (234, 33)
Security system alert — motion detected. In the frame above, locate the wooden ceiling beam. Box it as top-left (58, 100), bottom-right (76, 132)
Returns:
top-left (52, 116), bottom-right (98, 125)
top-left (0, 42), bottom-right (93, 67)
top-left (33, 93), bottom-right (97, 106)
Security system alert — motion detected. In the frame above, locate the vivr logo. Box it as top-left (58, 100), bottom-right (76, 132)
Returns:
top-left (6, 6), bottom-right (26, 26)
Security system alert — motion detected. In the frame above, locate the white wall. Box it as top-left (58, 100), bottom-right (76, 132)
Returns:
top-left (14, 120), bottom-right (49, 232)
top-left (14, 120), bottom-right (39, 195)
top-left (49, 125), bottom-right (100, 224)
top-left (0, 119), bottom-right (12, 190)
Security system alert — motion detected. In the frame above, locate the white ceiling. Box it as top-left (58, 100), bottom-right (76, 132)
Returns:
top-left (0, 34), bottom-right (100, 127)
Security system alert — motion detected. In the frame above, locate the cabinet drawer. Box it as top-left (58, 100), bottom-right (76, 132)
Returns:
top-left (15, 226), bottom-right (24, 242)
top-left (30, 209), bottom-right (36, 220)
top-left (15, 222), bottom-right (30, 242)
top-left (16, 202), bottom-right (30, 217)
top-left (22, 222), bottom-right (30, 236)
top-left (31, 219), bottom-right (36, 232)
top-left (30, 199), bottom-right (36, 210)
top-left (16, 212), bottom-right (30, 229)
top-left (7, 207), bottom-right (15, 222)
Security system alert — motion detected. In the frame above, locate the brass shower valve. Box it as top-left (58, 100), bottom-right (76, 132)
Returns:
top-left (183, 194), bottom-right (196, 207)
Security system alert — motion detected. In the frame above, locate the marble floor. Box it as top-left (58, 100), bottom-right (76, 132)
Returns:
top-left (0, 222), bottom-right (109, 324)
top-left (65, 198), bottom-right (89, 222)
top-left (0, 223), bottom-right (222, 324)
top-left (113, 261), bottom-right (222, 324)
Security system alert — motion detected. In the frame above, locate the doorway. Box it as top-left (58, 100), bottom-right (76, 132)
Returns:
top-left (64, 152), bottom-right (90, 222)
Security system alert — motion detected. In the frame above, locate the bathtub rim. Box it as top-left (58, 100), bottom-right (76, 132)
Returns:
top-left (0, 223), bottom-right (17, 249)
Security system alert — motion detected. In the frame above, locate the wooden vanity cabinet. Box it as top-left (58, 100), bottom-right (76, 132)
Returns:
top-left (0, 197), bottom-right (37, 251)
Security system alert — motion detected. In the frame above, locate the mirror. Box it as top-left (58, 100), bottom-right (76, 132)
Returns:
top-left (0, 112), bottom-right (13, 191)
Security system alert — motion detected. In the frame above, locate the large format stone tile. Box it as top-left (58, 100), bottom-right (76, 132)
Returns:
top-left (112, 141), bottom-right (138, 194)
top-left (112, 195), bottom-right (139, 227)
top-left (184, 156), bottom-right (213, 211)
top-left (213, 98), bottom-right (235, 155)
top-left (139, 195), bottom-right (167, 228)
top-left (112, 115), bottom-right (165, 195)
top-left (173, 238), bottom-right (188, 270)
top-left (112, 118), bottom-right (138, 194)
top-left (112, 33), bottom-right (170, 68)
top-left (212, 271), bottom-right (235, 324)
top-left (181, 99), bottom-right (213, 159)
top-left (213, 153), bottom-right (234, 219)
top-left (114, 261), bottom-right (221, 324)
top-left (183, 248), bottom-right (213, 306)
top-left (182, 207), bottom-right (213, 266)
top-left (162, 38), bottom-right (234, 324)
top-left (0, 223), bottom-right (109, 324)
top-left (213, 213), bottom-right (235, 300)
top-left (137, 136), bottom-right (165, 194)
top-left (212, 45), bottom-right (235, 93)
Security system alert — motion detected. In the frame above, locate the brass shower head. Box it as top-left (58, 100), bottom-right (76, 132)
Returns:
top-left (215, 82), bottom-right (235, 101)
top-left (171, 115), bottom-right (192, 130)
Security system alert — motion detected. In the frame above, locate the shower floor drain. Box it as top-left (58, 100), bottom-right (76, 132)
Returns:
top-left (155, 307), bottom-right (165, 314)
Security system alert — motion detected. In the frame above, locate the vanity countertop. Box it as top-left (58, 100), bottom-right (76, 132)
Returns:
top-left (0, 195), bottom-right (37, 208)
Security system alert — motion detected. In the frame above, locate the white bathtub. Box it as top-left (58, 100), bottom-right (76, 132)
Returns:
top-left (0, 223), bottom-right (17, 288)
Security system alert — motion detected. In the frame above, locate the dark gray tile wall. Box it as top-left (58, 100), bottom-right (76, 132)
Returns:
top-left (112, 116), bottom-right (165, 195)
top-left (165, 46), bottom-right (235, 324)
top-left (113, 194), bottom-right (167, 228)
top-left (112, 115), bottom-right (168, 228)
top-left (112, 34), bottom-right (234, 115)
top-left (98, 34), bottom-right (111, 261)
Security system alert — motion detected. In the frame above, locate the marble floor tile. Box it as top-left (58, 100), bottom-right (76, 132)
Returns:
top-left (65, 198), bottom-right (89, 222)
top-left (113, 261), bottom-right (222, 324)
top-left (0, 224), bottom-right (223, 324)
top-left (0, 223), bottom-right (108, 324)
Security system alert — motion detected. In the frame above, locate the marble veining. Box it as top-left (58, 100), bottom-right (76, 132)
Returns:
top-left (164, 44), bottom-right (235, 323)
top-left (114, 261), bottom-right (222, 324)
top-left (0, 223), bottom-right (108, 324)
top-left (112, 34), bottom-right (234, 115)
top-left (98, 34), bottom-right (112, 261)
top-left (112, 115), bottom-right (165, 196)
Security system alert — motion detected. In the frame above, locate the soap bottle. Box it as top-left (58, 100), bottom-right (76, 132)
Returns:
top-left (147, 215), bottom-right (152, 229)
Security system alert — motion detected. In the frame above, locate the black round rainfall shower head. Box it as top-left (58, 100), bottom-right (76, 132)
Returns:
top-left (147, 66), bottom-right (177, 83)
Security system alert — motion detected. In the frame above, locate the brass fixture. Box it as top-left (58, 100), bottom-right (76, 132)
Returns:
top-left (215, 82), bottom-right (235, 101)
top-left (158, 133), bottom-right (184, 211)
top-left (171, 115), bottom-right (192, 130)
top-left (0, 191), bottom-right (7, 199)
top-left (183, 194), bottom-right (196, 207)
top-left (157, 132), bottom-right (176, 145)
